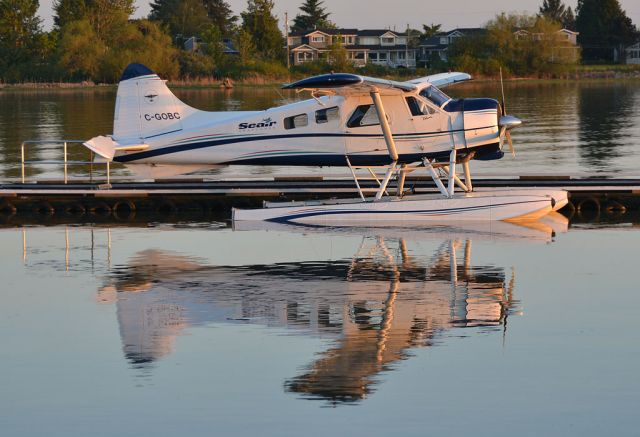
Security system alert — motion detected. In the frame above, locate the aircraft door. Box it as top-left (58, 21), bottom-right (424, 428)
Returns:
top-left (343, 94), bottom-right (418, 164)
top-left (405, 95), bottom-right (448, 154)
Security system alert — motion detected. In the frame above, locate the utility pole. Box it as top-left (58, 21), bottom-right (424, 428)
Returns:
top-left (406, 23), bottom-right (409, 68)
top-left (285, 12), bottom-right (290, 70)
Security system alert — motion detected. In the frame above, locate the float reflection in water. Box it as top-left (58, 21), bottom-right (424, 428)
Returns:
top-left (97, 216), bottom-right (566, 404)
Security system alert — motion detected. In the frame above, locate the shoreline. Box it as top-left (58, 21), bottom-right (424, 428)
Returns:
top-left (2, 67), bottom-right (640, 90)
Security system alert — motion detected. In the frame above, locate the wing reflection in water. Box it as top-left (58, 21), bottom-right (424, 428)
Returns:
top-left (98, 218), bottom-right (566, 403)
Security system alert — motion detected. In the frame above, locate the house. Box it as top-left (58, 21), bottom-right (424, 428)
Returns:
top-left (514, 28), bottom-right (580, 62)
top-left (184, 37), bottom-right (239, 55)
top-left (626, 42), bottom-right (640, 65)
top-left (418, 28), bottom-right (486, 65)
top-left (514, 28), bottom-right (579, 45)
top-left (288, 28), bottom-right (417, 68)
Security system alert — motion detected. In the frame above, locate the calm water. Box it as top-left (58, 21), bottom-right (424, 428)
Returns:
top-left (1, 82), bottom-right (640, 435)
top-left (1, 80), bottom-right (640, 179)
top-left (0, 220), bottom-right (639, 436)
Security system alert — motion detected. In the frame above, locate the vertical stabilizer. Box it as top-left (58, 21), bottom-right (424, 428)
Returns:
top-left (113, 63), bottom-right (188, 143)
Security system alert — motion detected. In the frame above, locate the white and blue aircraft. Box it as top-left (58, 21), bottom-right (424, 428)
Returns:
top-left (84, 63), bottom-right (567, 223)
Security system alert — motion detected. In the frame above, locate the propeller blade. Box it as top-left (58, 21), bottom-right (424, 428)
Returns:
top-left (499, 68), bottom-right (506, 116)
top-left (498, 126), bottom-right (506, 150)
top-left (506, 131), bottom-right (515, 158)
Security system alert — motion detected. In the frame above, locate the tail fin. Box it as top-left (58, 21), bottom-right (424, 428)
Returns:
top-left (113, 63), bottom-right (189, 143)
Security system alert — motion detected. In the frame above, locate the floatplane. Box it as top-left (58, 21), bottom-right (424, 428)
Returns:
top-left (83, 63), bottom-right (568, 224)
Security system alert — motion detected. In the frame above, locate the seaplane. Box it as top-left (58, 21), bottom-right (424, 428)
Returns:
top-left (83, 63), bottom-right (568, 224)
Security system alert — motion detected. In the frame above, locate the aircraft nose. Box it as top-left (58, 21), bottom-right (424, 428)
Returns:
top-left (499, 115), bottom-right (522, 130)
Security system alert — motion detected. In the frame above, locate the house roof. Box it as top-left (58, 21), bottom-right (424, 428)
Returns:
top-left (290, 28), bottom-right (359, 37)
top-left (357, 29), bottom-right (407, 37)
top-left (291, 44), bottom-right (415, 52)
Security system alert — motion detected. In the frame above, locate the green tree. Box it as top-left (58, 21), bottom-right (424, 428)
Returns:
top-left (150, 0), bottom-right (212, 38)
top-left (448, 13), bottom-right (579, 77)
top-left (539, 0), bottom-right (565, 23)
top-left (59, 12), bottom-right (179, 82)
top-left (576, 0), bottom-right (637, 63)
top-left (202, 0), bottom-right (236, 35)
top-left (233, 28), bottom-right (255, 66)
top-left (326, 35), bottom-right (350, 71)
top-left (563, 7), bottom-right (575, 30)
top-left (290, 0), bottom-right (333, 33)
top-left (201, 24), bottom-right (224, 67)
top-left (421, 23), bottom-right (441, 38)
top-left (53, 0), bottom-right (87, 28)
top-left (241, 0), bottom-right (284, 61)
top-left (0, 0), bottom-right (43, 80)
top-left (539, 0), bottom-right (575, 30)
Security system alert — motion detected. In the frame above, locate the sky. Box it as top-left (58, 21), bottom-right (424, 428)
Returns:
top-left (37, 0), bottom-right (640, 32)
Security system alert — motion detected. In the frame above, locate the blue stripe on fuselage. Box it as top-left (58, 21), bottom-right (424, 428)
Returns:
top-left (114, 125), bottom-right (497, 164)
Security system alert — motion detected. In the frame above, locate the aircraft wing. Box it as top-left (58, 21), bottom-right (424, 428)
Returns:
top-left (283, 73), bottom-right (417, 95)
top-left (408, 72), bottom-right (472, 88)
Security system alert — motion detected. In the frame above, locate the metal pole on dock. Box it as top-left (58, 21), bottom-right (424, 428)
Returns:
top-left (64, 141), bottom-right (68, 184)
top-left (21, 142), bottom-right (25, 184)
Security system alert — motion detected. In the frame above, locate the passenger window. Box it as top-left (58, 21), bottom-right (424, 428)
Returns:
top-left (406, 96), bottom-right (434, 116)
top-left (315, 106), bottom-right (340, 124)
top-left (347, 104), bottom-right (383, 128)
top-left (284, 113), bottom-right (308, 130)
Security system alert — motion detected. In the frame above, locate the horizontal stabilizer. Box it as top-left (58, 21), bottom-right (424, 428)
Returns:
top-left (409, 72), bottom-right (472, 88)
top-left (83, 136), bottom-right (150, 161)
top-left (83, 135), bottom-right (118, 160)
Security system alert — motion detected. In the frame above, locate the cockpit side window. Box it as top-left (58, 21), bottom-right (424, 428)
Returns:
top-left (419, 86), bottom-right (450, 107)
top-left (406, 96), bottom-right (435, 116)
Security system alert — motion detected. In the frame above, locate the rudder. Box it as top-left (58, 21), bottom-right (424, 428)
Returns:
top-left (113, 63), bottom-right (188, 143)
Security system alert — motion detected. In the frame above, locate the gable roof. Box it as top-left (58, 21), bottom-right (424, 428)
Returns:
top-left (357, 29), bottom-right (407, 37)
top-left (290, 28), bottom-right (359, 37)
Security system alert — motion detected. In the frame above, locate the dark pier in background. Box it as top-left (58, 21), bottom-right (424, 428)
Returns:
top-left (1, 175), bottom-right (639, 225)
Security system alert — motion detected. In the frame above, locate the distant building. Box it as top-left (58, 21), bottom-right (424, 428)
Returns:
top-left (514, 28), bottom-right (580, 62)
top-left (626, 42), bottom-right (640, 65)
top-left (288, 28), bottom-right (417, 68)
top-left (183, 37), bottom-right (239, 56)
top-left (418, 28), bottom-right (486, 65)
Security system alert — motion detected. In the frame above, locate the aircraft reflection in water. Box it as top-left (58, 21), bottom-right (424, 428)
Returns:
top-left (97, 217), bottom-right (566, 404)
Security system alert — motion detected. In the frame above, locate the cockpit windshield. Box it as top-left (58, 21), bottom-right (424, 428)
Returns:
top-left (419, 86), bottom-right (451, 107)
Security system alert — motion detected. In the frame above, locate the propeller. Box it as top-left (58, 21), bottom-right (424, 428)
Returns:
top-left (497, 68), bottom-right (521, 158)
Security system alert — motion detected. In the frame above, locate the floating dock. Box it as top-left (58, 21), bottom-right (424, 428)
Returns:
top-left (1, 175), bottom-right (639, 224)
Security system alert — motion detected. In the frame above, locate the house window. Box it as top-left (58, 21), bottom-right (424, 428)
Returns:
top-left (369, 53), bottom-right (378, 61)
top-left (382, 37), bottom-right (395, 44)
top-left (284, 114), bottom-right (308, 130)
top-left (297, 52), bottom-right (313, 61)
top-left (316, 106), bottom-right (340, 124)
top-left (355, 52), bottom-right (365, 59)
top-left (311, 36), bottom-right (325, 43)
top-left (347, 105), bottom-right (386, 128)
top-left (348, 36), bottom-right (354, 44)
top-left (398, 52), bottom-right (405, 60)
top-left (379, 52), bottom-right (388, 60)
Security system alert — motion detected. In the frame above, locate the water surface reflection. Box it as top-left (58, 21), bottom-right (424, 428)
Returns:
top-left (94, 221), bottom-right (564, 404)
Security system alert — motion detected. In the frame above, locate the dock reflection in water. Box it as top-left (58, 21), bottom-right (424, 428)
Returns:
top-left (96, 218), bottom-right (565, 404)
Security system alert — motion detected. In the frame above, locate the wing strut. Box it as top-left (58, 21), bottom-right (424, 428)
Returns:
top-left (370, 90), bottom-right (398, 200)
